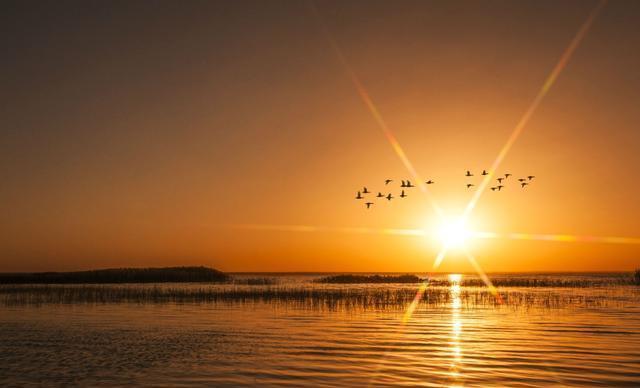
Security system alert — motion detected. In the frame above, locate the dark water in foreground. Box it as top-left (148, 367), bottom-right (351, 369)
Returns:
top-left (1, 273), bottom-right (640, 387)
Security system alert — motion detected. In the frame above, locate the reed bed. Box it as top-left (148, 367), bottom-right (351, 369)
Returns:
top-left (0, 284), bottom-right (630, 310)
top-left (316, 274), bottom-right (423, 284)
top-left (315, 273), bottom-right (637, 287)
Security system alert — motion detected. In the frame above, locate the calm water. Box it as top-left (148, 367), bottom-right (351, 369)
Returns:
top-left (1, 273), bottom-right (640, 387)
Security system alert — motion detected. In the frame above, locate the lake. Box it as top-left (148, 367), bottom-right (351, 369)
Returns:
top-left (1, 273), bottom-right (639, 386)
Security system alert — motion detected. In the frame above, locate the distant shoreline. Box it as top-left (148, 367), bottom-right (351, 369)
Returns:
top-left (0, 266), bottom-right (229, 284)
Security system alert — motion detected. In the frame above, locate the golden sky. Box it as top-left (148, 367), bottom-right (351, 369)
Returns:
top-left (1, 0), bottom-right (640, 272)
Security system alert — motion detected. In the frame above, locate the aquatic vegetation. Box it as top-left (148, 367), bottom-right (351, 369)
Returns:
top-left (0, 266), bottom-right (229, 284)
top-left (0, 283), bottom-right (632, 310)
top-left (232, 277), bottom-right (278, 285)
top-left (316, 274), bottom-right (423, 284)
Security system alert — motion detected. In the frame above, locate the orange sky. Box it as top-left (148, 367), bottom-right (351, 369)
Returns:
top-left (1, 1), bottom-right (640, 272)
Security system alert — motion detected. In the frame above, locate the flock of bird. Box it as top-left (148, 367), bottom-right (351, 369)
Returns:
top-left (355, 170), bottom-right (536, 209)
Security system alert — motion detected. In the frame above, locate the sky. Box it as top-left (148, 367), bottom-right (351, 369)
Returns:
top-left (1, 0), bottom-right (640, 272)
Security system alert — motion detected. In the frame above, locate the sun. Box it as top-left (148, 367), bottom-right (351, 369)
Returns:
top-left (436, 217), bottom-right (470, 249)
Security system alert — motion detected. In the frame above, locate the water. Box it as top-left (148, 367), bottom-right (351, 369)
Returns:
top-left (1, 273), bottom-right (640, 386)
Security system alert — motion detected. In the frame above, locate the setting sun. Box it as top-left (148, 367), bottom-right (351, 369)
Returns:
top-left (436, 217), bottom-right (471, 249)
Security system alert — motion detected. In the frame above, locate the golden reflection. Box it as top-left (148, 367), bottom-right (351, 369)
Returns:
top-left (449, 274), bottom-right (463, 386)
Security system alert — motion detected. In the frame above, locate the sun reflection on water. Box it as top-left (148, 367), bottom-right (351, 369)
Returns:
top-left (449, 274), bottom-right (463, 386)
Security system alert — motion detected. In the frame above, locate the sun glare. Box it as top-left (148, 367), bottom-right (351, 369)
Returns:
top-left (436, 217), bottom-right (470, 249)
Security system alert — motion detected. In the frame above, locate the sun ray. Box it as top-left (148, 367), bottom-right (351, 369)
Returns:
top-left (473, 231), bottom-right (640, 245)
top-left (462, 0), bottom-right (607, 221)
top-left (462, 249), bottom-right (502, 304)
top-left (230, 223), bottom-right (428, 237)
top-left (308, 1), bottom-right (444, 219)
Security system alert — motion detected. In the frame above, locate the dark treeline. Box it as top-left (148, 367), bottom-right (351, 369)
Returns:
top-left (0, 266), bottom-right (229, 284)
top-left (316, 274), bottom-right (423, 284)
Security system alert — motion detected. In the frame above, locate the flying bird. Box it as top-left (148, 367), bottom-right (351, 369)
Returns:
top-left (425, 180), bottom-right (434, 185)
top-left (528, 175), bottom-right (536, 180)
top-left (497, 178), bottom-right (504, 184)
top-left (385, 179), bottom-right (393, 185)
top-left (356, 191), bottom-right (363, 199)
top-left (386, 193), bottom-right (393, 201)
top-left (406, 180), bottom-right (415, 188)
top-left (466, 170), bottom-right (473, 177)
top-left (521, 182), bottom-right (529, 188)
top-left (497, 185), bottom-right (504, 191)
top-left (400, 190), bottom-right (407, 198)
top-left (363, 187), bottom-right (370, 194)
top-left (376, 192), bottom-right (384, 198)
top-left (505, 173), bottom-right (512, 179)
top-left (481, 170), bottom-right (488, 176)
top-left (401, 180), bottom-right (406, 188)
top-left (365, 202), bottom-right (374, 209)
top-left (467, 184), bottom-right (475, 189)
top-left (491, 187), bottom-right (497, 191)
top-left (518, 178), bottom-right (526, 182)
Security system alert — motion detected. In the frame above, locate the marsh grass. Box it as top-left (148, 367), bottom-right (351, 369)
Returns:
top-left (232, 277), bottom-right (278, 285)
top-left (316, 273), bottom-right (637, 287)
top-left (316, 274), bottom-right (423, 284)
top-left (0, 284), bottom-right (630, 310)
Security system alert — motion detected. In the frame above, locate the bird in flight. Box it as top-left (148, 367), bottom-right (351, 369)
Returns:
top-left (528, 175), bottom-right (536, 181)
top-left (376, 192), bottom-right (384, 198)
top-left (467, 183), bottom-right (475, 189)
top-left (497, 177), bottom-right (504, 184)
top-left (518, 178), bottom-right (526, 182)
top-left (481, 170), bottom-right (488, 176)
top-left (505, 173), bottom-right (512, 179)
top-left (386, 193), bottom-right (393, 201)
top-left (491, 187), bottom-right (497, 191)
top-left (400, 180), bottom-right (406, 188)
top-left (400, 190), bottom-right (407, 198)
top-left (365, 202), bottom-right (374, 209)
top-left (521, 182), bottom-right (529, 188)
top-left (497, 185), bottom-right (504, 191)
top-left (466, 170), bottom-right (473, 177)
top-left (385, 179), bottom-right (393, 185)
top-left (363, 187), bottom-right (370, 194)
top-left (356, 191), bottom-right (363, 199)
top-left (405, 180), bottom-right (415, 188)
top-left (425, 180), bottom-right (434, 185)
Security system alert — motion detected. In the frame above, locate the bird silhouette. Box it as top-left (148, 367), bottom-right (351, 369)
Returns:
top-left (497, 185), bottom-right (504, 191)
top-left (365, 202), bottom-right (374, 209)
top-left (425, 180), bottom-right (434, 185)
top-left (481, 170), bottom-right (488, 176)
top-left (528, 175), bottom-right (535, 181)
top-left (400, 180), bottom-right (406, 188)
top-left (491, 187), bottom-right (497, 191)
top-left (363, 187), bottom-right (370, 194)
top-left (518, 178), bottom-right (526, 182)
top-left (400, 190), bottom-right (407, 198)
top-left (467, 183), bottom-right (475, 189)
top-left (356, 191), bottom-right (363, 199)
top-left (386, 193), bottom-right (393, 201)
top-left (466, 170), bottom-right (473, 177)
top-left (376, 192), bottom-right (384, 198)
top-left (406, 180), bottom-right (415, 188)
top-left (521, 182), bottom-right (529, 188)
top-left (385, 179), bottom-right (393, 185)
top-left (497, 177), bottom-right (504, 184)
top-left (505, 173), bottom-right (512, 179)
